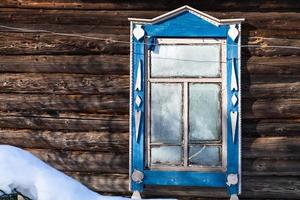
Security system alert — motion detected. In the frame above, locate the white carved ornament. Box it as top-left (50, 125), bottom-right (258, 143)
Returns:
top-left (228, 24), bottom-right (239, 41)
top-left (133, 25), bottom-right (145, 41)
top-left (231, 111), bottom-right (238, 144)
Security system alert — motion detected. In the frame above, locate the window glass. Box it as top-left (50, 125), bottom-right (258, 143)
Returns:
top-left (189, 84), bottom-right (221, 141)
top-left (151, 44), bottom-right (221, 77)
top-left (151, 83), bottom-right (182, 144)
top-left (189, 145), bottom-right (221, 166)
top-left (151, 146), bottom-right (183, 166)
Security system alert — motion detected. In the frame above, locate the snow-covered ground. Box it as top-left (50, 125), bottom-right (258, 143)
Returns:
top-left (0, 145), bottom-right (172, 200)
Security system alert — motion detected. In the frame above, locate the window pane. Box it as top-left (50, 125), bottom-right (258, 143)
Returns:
top-left (189, 145), bottom-right (221, 166)
top-left (151, 44), bottom-right (221, 77)
top-left (151, 146), bottom-right (182, 166)
top-left (151, 83), bottom-right (182, 143)
top-left (189, 84), bottom-right (221, 141)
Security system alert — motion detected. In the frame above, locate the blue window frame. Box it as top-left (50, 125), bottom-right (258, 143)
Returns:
top-left (129, 6), bottom-right (244, 198)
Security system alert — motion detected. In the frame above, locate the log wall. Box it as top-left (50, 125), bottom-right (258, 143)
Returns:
top-left (0, 0), bottom-right (299, 199)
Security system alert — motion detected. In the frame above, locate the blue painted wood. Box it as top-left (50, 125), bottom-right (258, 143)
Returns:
top-left (144, 11), bottom-right (228, 38)
top-left (130, 25), bottom-right (145, 191)
top-left (144, 170), bottom-right (226, 187)
top-left (226, 33), bottom-right (240, 195)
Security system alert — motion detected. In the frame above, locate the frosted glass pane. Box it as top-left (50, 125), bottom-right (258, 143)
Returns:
top-left (189, 145), bottom-right (221, 166)
top-left (151, 146), bottom-right (182, 166)
top-left (151, 83), bottom-right (182, 143)
top-left (189, 84), bottom-right (221, 141)
top-left (151, 44), bottom-right (221, 77)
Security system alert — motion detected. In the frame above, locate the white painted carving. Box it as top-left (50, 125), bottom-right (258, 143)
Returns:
top-left (135, 111), bottom-right (141, 142)
top-left (231, 94), bottom-right (238, 106)
top-left (230, 194), bottom-right (239, 200)
top-left (133, 24), bottom-right (145, 41)
top-left (231, 59), bottom-right (238, 91)
top-left (228, 24), bottom-right (239, 41)
top-left (226, 174), bottom-right (238, 186)
top-left (135, 95), bottom-right (142, 107)
top-left (131, 191), bottom-right (142, 199)
top-left (131, 169), bottom-right (144, 183)
top-left (135, 60), bottom-right (142, 91)
top-left (231, 111), bottom-right (238, 144)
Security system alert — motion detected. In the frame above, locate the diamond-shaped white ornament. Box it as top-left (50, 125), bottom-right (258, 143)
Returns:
top-left (231, 94), bottom-right (238, 106)
top-left (135, 95), bottom-right (142, 107)
top-left (228, 24), bottom-right (239, 41)
top-left (133, 25), bottom-right (145, 41)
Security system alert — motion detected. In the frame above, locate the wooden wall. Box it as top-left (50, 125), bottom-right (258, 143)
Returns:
top-left (0, 0), bottom-right (299, 199)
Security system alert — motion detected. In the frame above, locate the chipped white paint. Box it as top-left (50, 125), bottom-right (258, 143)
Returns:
top-left (231, 94), bottom-right (238, 106)
top-left (228, 25), bottom-right (239, 41)
top-left (231, 59), bottom-right (238, 91)
top-left (226, 174), bottom-right (238, 186)
top-left (230, 194), bottom-right (239, 200)
top-left (135, 95), bottom-right (142, 107)
top-left (133, 25), bottom-right (145, 41)
top-left (131, 169), bottom-right (144, 183)
top-left (135, 111), bottom-right (141, 142)
top-left (131, 191), bottom-right (142, 199)
top-left (231, 111), bottom-right (238, 144)
top-left (135, 60), bottom-right (142, 91)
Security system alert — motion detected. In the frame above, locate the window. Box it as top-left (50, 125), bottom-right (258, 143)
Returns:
top-left (146, 38), bottom-right (227, 171)
top-left (129, 5), bottom-right (244, 199)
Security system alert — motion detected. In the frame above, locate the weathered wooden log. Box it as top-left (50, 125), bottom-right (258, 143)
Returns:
top-left (0, 129), bottom-right (129, 152)
top-left (0, 74), bottom-right (129, 94)
top-left (243, 98), bottom-right (300, 119)
top-left (0, 113), bottom-right (129, 132)
top-left (243, 82), bottom-right (300, 98)
top-left (243, 158), bottom-right (300, 176)
top-left (243, 119), bottom-right (300, 136)
top-left (66, 172), bottom-right (129, 194)
top-left (0, 94), bottom-right (128, 114)
top-left (0, 9), bottom-right (299, 31)
top-left (27, 148), bottom-right (129, 174)
top-left (242, 136), bottom-right (300, 158)
top-left (0, 55), bottom-right (129, 74)
top-left (0, 32), bottom-right (129, 55)
top-left (245, 56), bottom-right (300, 75)
top-left (1, 1), bottom-right (300, 12)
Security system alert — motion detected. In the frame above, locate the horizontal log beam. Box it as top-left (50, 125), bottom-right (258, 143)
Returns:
top-left (0, 55), bottom-right (129, 75)
top-left (28, 148), bottom-right (129, 174)
top-left (0, 113), bottom-right (129, 132)
top-left (0, 74), bottom-right (129, 95)
top-left (1, 0), bottom-right (300, 12)
top-left (0, 9), bottom-right (299, 31)
top-left (0, 129), bottom-right (129, 152)
top-left (0, 94), bottom-right (128, 114)
top-left (0, 32), bottom-right (129, 55)
top-left (243, 119), bottom-right (300, 136)
top-left (243, 98), bottom-right (300, 119)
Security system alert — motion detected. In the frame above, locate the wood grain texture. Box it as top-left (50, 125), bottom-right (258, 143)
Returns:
top-left (1, 1), bottom-right (300, 11)
top-left (0, 112), bottom-right (129, 132)
top-left (0, 55), bottom-right (129, 74)
top-left (0, 74), bottom-right (129, 94)
top-left (0, 1), bottom-right (299, 199)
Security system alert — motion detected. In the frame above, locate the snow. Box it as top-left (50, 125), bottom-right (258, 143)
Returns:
top-left (0, 145), bottom-right (173, 200)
